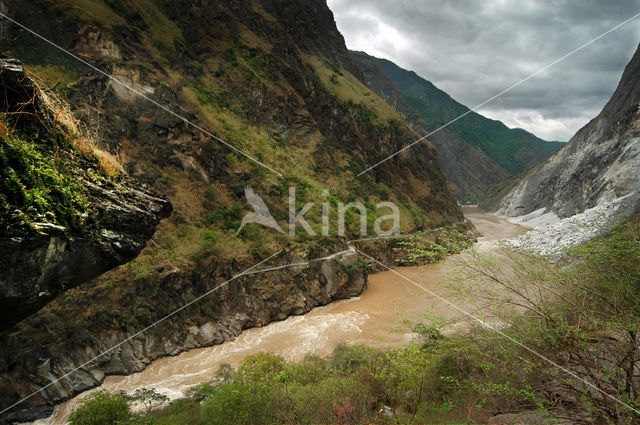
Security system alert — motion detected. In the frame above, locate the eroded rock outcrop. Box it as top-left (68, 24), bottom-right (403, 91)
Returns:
top-left (490, 43), bottom-right (640, 219)
top-left (0, 253), bottom-right (366, 423)
top-left (0, 60), bottom-right (172, 331)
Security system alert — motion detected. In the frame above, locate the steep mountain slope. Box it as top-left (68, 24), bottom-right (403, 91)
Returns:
top-left (0, 0), bottom-right (462, 421)
top-left (0, 59), bottom-right (171, 332)
top-left (491, 43), bottom-right (640, 218)
top-left (350, 51), bottom-right (509, 202)
top-left (371, 55), bottom-right (565, 174)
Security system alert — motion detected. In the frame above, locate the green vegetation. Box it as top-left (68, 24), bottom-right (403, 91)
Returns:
top-left (91, 25), bottom-right (458, 277)
top-left (8, 2), bottom-right (638, 424)
top-left (392, 222), bottom-right (475, 265)
top-left (0, 5), bottom-right (463, 419)
top-left (69, 391), bottom-right (140, 425)
top-left (70, 218), bottom-right (640, 424)
top-left (64, 0), bottom-right (125, 25)
top-left (0, 114), bottom-right (89, 233)
top-left (372, 56), bottom-right (564, 175)
top-left (129, 388), bottom-right (170, 413)
top-left (58, 0), bottom-right (183, 48)
top-left (70, 345), bottom-right (460, 425)
top-left (439, 219), bottom-right (640, 423)
top-left (6, 0), bottom-right (460, 272)
top-left (308, 56), bottom-right (402, 124)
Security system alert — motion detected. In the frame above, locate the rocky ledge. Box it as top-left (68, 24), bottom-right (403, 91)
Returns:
top-left (0, 59), bottom-right (172, 331)
top-left (0, 251), bottom-right (366, 423)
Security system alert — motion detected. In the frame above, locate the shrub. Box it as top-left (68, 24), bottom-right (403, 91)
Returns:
top-left (205, 203), bottom-right (243, 230)
top-left (128, 387), bottom-right (169, 413)
top-left (330, 344), bottom-right (376, 374)
top-left (154, 398), bottom-right (202, 425)
top-left (68, 390), bottom-right (132, 425)
top-left (200, 382), bottom-right (277, 425)
top-left (283, 356), bottom-right (330, 386)
top-left (236, 352), bottom-right (286, 385)
top-left (438, 220), bottom-right (640, 423)
top-left (286, 375), bottom-right (373, 425)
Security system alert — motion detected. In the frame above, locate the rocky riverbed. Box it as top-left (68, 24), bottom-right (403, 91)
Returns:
top-left (502, 192), bottom-right (640, 259)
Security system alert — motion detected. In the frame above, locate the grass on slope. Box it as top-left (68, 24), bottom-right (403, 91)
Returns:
top-left (117, 43), bottom-right (435, 276)
top-left (307, 56), bottom-right (402, 124)
top-left (13, 0), bottom-right (459, 285)
top-left (374, 56), bottom-right (564, 175)
top-left (0, 114), bottom-right (89, 233)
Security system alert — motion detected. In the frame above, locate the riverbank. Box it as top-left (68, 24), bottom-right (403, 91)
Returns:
top-left (502, 193), bottom-right (640, 259)
top-left (31, 208), bottom-right (523, 425)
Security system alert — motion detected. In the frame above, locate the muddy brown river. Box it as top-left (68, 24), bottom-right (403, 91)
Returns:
top-left (34, 208), bottom-right (524, 424)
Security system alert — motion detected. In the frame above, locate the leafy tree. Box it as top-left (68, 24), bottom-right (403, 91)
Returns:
top-left (440, 220), bottom-right (640, 424)
top-left (371, 344), bottom-right (434, 424)
top-left (214, 363), bottom-right (234, 384)
top-left (200, 383), bottom-right (252, 425)
top-left (68, 390), bottom-right (132, 425)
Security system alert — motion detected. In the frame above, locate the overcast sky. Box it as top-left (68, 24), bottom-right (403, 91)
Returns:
top-left (327, 0), bottom-right (640, 141)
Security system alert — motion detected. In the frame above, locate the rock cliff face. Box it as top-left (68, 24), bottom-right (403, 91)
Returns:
top-left (0, 252), bottom-right (367, 424)
top-left (491, 43), bottom-right (640, 218)
top-left (0, 59), bottom-right (172, 332)
top-left (0, 0), bottom-right (462, 421)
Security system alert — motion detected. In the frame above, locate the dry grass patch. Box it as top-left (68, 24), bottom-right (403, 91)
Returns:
top-left (62, 0), bottom-right (125, 26)
top-left (39, 87), bottom-right (124, 176)
top-left (92, 147), bottom-right (124, 176)
top-left (306, 55), bottom-right (402, 123)
top-left (24, 64), bottom-right (77, 88)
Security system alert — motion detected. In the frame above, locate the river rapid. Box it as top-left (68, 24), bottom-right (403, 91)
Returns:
top-left (35, 208), bottom-right (524, 424)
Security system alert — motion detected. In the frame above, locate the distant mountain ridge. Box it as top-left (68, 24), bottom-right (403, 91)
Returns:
top-left (350, 51), bottom-right (509, 202)
top-left (350, 51), bottom-right (565, 202)
top-left (370, 54), bottom-right (566, 174)
top-left (487, 43), bottom-right (640, 218)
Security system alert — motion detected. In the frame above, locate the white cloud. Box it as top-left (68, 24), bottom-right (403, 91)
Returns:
top-left (478, 108), bottom-right (593, 141)
top-left (327, 1), bottom-right (414, 61)
top-left (327, 0), bottom-right (639, 141)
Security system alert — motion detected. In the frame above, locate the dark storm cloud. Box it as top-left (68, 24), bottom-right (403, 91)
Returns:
top-left (327, 0), bottom-right (640, 140)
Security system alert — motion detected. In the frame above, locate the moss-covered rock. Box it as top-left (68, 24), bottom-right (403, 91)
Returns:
top-left (0, 59), bottom-right (172, 331)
